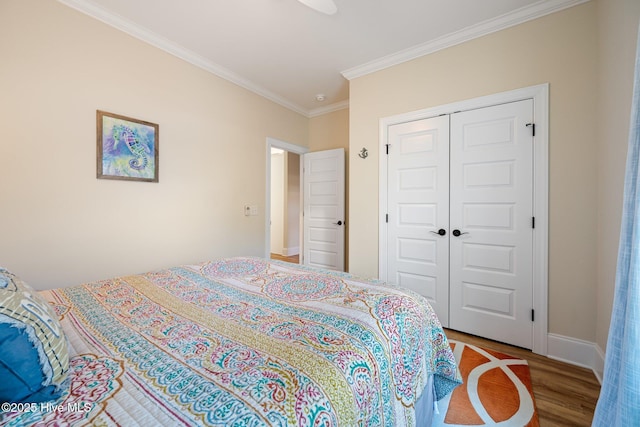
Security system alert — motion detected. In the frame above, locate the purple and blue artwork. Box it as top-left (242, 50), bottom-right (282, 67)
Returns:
top-left (101, 116), bottom-right (156, 180)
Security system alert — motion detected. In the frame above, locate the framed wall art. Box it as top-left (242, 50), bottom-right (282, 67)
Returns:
top-left (97, 110), bottom-right (159, 182)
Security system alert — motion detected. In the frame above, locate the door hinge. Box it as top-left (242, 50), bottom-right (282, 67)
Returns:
top-left (532, 217), bottom-right (535, 229)
top-left (526, 123), bottom-right (536, 137)
top-left (385, 144), bottom-right (390, 155)
top-left (385, 213), bottom-right (389, 223)
top-left (531, 309), bottom-right (535, 322)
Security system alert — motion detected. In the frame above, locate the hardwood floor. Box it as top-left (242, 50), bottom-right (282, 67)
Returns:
top-left (444, 329), bottom-right (601, 426)
top-left (270, 253), bottom-right (299, 264)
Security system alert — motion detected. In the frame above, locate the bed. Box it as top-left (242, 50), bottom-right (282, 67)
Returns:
top-left (0, 257), bottom-right (461, 426)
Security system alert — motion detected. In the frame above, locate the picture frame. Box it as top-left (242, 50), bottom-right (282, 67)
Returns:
top-left (97, 110), bottom-right (159, 182)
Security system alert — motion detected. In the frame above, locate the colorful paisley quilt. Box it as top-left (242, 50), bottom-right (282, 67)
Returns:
top-left (1, 257), bottom-right (461, 426)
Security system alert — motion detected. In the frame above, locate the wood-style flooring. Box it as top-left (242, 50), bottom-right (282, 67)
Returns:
top-left (270, 253), bottom-right (299, 263)
top-left (444, 329), bottom-right (601, 426)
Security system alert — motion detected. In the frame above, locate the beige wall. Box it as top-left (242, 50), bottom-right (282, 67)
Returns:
top-left (286, 151), bottom-right (301, 255)
top-left (596, 0), bottom-right (640, 351)
top-left (309, 108), bottom-right (350, 269)
top-left (270, 152), bottom-right (286, 254)
top-left (309, 109), bottom-right (349, 153)
top-left (349, 3), bottom-right (600, 341)
top-left (0, 0), bottom-right (308, 289)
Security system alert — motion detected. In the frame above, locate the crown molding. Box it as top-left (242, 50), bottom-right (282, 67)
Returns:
top-left (308, 100), bottom-right (349, 118)
top-left (57, 0), bottom-right (588, 117)
top-left (341, 0), bottom-right (591, 81)
top-left (56, 0), bottom-right (310, 117)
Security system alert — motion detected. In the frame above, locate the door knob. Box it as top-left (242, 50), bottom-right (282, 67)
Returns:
top-left (452, 229), bottom-right (469, 237)
top-left (430, 229), bottom-right (446, 236)
top-left (334, 220), bottom-right (343, 226)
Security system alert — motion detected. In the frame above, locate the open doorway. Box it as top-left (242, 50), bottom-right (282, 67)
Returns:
top-left (265, 138), bottom-right (309, 265)
top-left (265, 138), bottom-right (346, 271)
top-left (270, 147), bottom-right (301, 264)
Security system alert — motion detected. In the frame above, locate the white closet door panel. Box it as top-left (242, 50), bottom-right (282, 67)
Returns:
top-left (449, 99), bottom-right (534, 349)
top-left (386, 115), bottom-right (450, 324)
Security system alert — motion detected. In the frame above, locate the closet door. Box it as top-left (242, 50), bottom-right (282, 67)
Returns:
top-left (386, 116), bottom-right (450, 324)
top-left (449, 100), bottom-right (534, 348)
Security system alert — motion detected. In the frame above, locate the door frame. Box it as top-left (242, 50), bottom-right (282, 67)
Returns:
top-left (378, 84), bottom-right (549, 355)
top-left (265, 137), bottom-right (309, 260)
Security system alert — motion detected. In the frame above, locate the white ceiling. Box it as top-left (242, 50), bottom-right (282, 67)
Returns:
top-left (58, 0), bottom-right (586, 116)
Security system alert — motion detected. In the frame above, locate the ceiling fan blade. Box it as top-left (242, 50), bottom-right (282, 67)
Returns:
top-left (297, 0), bottom-right (337, 15)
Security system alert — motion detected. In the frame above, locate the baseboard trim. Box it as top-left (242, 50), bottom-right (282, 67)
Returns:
top-left (547, 333), bottom-right (604, 384)
top-left (283, 247), bottom-right (299, 256)
top-left (593, 344), bottom-right (605, 384)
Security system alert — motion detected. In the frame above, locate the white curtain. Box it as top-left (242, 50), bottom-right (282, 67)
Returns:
top-left (592, 24), bottom-right (640, 427)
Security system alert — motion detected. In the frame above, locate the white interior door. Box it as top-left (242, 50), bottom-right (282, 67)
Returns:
top-left (303, 148), bottom-right (345, 271)
top-left (386, 116), bottom-right (450, 323)
top-left (449, 99), bottom-right (534, 348)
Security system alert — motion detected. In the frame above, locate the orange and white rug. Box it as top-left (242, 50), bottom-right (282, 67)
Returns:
top-left (432, 340), bottom-right (540, 427)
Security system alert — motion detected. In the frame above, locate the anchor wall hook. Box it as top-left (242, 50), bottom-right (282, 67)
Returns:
top-left (358, 147), bottom-right (368, 159)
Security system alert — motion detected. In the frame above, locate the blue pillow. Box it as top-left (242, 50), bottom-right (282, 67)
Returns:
top-left (0, 268), bottom-right (69, 404)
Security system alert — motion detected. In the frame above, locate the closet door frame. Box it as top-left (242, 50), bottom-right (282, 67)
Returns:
top-left (378, 84), bottom-right (549, 356)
